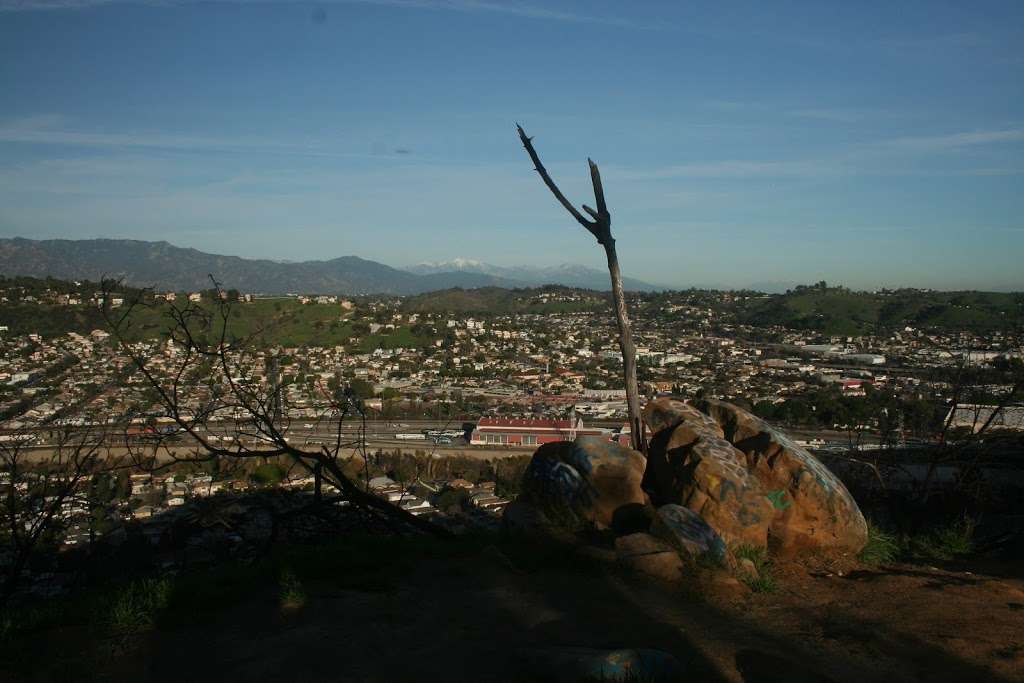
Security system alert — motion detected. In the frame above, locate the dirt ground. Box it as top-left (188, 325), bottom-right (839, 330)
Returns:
top-left (58, 546), bottom-right (1021, 683)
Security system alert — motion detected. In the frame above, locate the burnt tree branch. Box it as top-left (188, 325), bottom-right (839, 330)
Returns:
top-left (516, 124), bottom-right (645, 453)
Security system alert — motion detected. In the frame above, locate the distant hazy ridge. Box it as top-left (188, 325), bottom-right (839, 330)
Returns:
top-left (0, 238), bottom-right (660, 295)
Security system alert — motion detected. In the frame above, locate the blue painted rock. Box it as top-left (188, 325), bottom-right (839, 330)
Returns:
top-left (614, 532), bottom-right (685, 582)
top-left (519, 646), bottom-right (686, 682)
top-left (512, 436), bottom-right (647, 532)
top-left (650, 504), bottom-right (728, 564)
top-left (693, 399), bottom-right (868, 555)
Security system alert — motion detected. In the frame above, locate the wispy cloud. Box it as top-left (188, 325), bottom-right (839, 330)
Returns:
top-left (0, 117), bottom-right (419, 161)
top-left (876, 32), bottom-right (989, 51)
top-left (1, 113), bottom-right (68, 130)
top-left (606, 159), bottom-right (832, 181)
top-left (884, 128), bottom-right (1024, 152)
top-left (0, 0), bottom-right (660, 28)
top-left (790, 108), bottom-right (888, 124)
top-left (602, 125), bottom-right (1024, 182)
top-left (701, 98), bottom-right (903, 125)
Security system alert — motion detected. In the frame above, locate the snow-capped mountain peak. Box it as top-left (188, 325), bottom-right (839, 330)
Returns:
top-left (413, 258), bottom-right (488, 272)
top-left (405, 258), bottom-right (660, 291)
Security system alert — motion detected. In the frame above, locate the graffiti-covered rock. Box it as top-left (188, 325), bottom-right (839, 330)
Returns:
top-left (642, 398), bottom-right (774, 548)
top-left (693, 399), bottom-right (868, 555)
top-left (641, 397), bottom-right (867, 556)
top-left (642, 398), bottom-right (722, 438)
top-left (513, 437), bottom-right (647, 534)
top-left (504, 398), bottom-right (865, 563)
top-left (641, 398), bottom-right (725, 506)
top-left (650, 504), bottom-right (728, 564)
top-left (667, 431), bottom-right (775, 548)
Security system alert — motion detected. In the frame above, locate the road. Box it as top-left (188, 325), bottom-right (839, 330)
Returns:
top-left (8, 417), bottom-right (893, 467)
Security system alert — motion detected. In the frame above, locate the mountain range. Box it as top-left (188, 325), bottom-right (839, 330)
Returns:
top-left (0, 238), bottom-right (661, 295)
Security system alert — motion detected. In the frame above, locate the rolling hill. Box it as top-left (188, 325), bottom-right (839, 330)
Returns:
top-left (0, 238), bottom-right (665, 295)
top-left (736, 285), bottom-right (1024, 335)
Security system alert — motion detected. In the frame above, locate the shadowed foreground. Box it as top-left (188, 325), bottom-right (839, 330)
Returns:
top-left (4, 535), bottom-right (1022, 683)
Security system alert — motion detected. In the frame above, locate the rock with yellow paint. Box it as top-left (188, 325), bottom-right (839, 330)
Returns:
top-left (642, 398), bottom-right (867, 556)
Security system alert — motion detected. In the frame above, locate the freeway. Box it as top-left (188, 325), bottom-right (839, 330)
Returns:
top-left (1, 417), bottom-right (890, 451)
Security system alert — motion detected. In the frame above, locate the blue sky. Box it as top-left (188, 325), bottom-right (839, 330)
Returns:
top-left (1, 0), bottom-right (1022, 290)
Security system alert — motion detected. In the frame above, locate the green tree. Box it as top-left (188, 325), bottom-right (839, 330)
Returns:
top-left (349, 379), bottom-right (375, 399)
top-left (251, 462), bottom-right (286, 486)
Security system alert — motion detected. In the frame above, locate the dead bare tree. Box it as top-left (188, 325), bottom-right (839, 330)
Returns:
top-left (0, 427), bottom-right (116, 606)
top-left (516, 125), bottom-right (645, 453)
top-left (101, 280), bottom-right (448, 538)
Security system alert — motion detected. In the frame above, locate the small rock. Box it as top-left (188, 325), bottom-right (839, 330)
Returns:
top-left (738, 557), bottom-right (759, 579)
top-left (702, 572), bottom-right (750, 601)
top-left (615, 533), bottom-right (685, 583)
top-left (576, 545), bottom-right (618, 565)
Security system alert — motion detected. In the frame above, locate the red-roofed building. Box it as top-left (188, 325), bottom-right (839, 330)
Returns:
top-left (470, 417), bottom-right (608, 447)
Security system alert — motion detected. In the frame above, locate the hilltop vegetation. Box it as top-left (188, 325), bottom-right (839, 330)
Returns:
top-left (114, 299), bottom-right (437, 352)
top-left (2, 276), bottom-right (1022, 344)
top-left (736, 283), bottom-right (1024, 336)
top-left (0, 279), bottom-right (435, 351)
top-left (402, 283), bottom-right (1024, 336)
top-left (400, 286), bottom-right (610, 315)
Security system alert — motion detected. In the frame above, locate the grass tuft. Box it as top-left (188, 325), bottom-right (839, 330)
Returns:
top-left (859, 516), bottom-right (976, 565)
top-left (0, 603), bottom-right (65, 643)
top-left (910, 517), bottom-right (975, 561)
top-left (733, 545), bottom-right (777, 593)
top-left (278, 568), bottom-right (307, 611)
top-left (859, 521), bottom-right (899, 566)
top-left (104, 577), bottom-right (173, 632)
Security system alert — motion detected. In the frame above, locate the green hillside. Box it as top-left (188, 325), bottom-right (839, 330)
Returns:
top-left (400, 286), bottom-right (609, 314)
top-left (738, 285), bottom-right (1024, 335)
top-left (3, 276), bottom-right (1021, 344)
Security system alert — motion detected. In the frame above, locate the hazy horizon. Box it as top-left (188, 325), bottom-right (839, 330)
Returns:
top-left (6, 233), bottom-right (1024, 294)
top-left (1, 1), bottom-right (1022, 291)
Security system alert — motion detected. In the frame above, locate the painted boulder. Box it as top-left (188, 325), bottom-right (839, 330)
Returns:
top-left (642, 397), bottom-right (867, 556)
top-left (642, 397), bottom-right (723, 438)
top-left (642, 399), bottom-right (719, 505)
top-left (650, 504), bottom-right (728, 565)
top-left (642, 399), bottom-right (773, 548)
top-left (511, 436), bottom-right (647, 533)
top-left (693, 399), bottom-right (868, 555)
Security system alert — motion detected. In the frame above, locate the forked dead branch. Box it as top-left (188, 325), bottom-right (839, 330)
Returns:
top-left (516, 125), bottom-right (645, 453)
